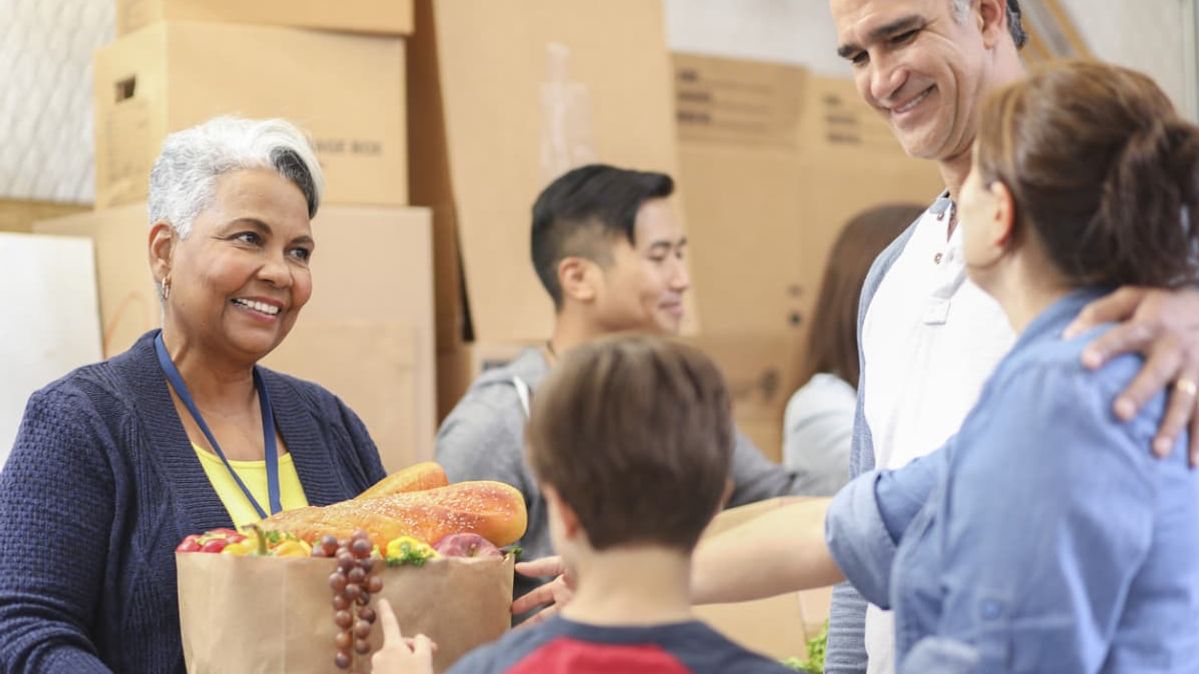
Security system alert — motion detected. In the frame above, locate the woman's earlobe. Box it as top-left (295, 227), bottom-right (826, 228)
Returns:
top-left (148, 222), bottom-right (175, 280)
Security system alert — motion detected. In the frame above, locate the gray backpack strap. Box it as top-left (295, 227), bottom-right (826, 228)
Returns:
top-left (512, 376), bottom-right (532, 419)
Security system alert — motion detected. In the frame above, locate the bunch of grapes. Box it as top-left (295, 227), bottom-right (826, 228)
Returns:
top-left (314, 530), bottom-right (383, 670)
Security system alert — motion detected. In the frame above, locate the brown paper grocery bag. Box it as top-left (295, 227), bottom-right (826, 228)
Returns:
top-left (177, 552), bottom-right (513, 673)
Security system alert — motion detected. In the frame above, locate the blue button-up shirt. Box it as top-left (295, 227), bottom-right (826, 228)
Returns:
top-left (826, 289), bottom-right (1199, 673)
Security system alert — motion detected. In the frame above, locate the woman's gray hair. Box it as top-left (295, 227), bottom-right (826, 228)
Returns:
top-left (953, 0), bottom-right (1027, 49)
top-left (147, 116), bottom-right (324, 237)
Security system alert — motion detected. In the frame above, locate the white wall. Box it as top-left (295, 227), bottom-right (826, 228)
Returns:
top-left (0, 0), bottom-right (113, 204)
top-left (1059, 0), bottom-right (1196, 118)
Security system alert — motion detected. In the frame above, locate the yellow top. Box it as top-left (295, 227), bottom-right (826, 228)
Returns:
top-left (192, 443), bottom-right (310, 528)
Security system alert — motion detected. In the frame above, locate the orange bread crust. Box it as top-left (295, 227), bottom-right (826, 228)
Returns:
top-left (261, 480), bottom-right (527, 549)
top-left (354, 461), bottom-right (449, 501)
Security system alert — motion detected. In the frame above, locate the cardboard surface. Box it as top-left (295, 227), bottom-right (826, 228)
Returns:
top-left (117, 0), bottom-right (414, 37)
top-left (410, 0), bottom-right (690, 345)
top-left (31, 203), bottom-right (159, 355)
top-left (33, 204), bottom-right (435, 470)
top-left (436, 341), bottom-right (535, 423)
top-left (263, 322), bottom-right (425, 472)
top-left (94, 21), bottom-right (406, 210)
top-left (695, 497), bottom-right (833, 660)
top-left (0, 199), bottom-right (88, 233)
top-left (680, 332), bottom-right (803, 464)
top-left (0, 233), bottom-right (103, 458)
top-left (674, 54), bottom-right (942, 399)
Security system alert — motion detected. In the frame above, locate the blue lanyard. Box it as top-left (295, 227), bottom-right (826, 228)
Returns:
top-left (155, 333), bottom-right (282, 519)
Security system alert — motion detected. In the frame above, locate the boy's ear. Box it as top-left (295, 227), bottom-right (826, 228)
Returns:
top-left (544, 485), bottom-right (583, 540)
top-left (558, 256), bottom-right (598, 305)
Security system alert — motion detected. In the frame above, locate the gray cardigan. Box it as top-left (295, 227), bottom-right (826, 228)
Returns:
top-left (825, 196), bottom-right (947, 673)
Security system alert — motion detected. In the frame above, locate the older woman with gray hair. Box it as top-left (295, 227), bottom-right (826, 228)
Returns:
top-left (0, 116), bottom-right (387, 673)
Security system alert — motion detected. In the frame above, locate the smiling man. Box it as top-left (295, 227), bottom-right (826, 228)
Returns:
top-left (824, 1), bottom-right (1199, 673)
top-left (435, 164), bottom-right (816, 609)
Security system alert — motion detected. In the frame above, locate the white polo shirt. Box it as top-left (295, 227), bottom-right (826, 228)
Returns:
top-left (859, 199), bottom-right (1015, 674)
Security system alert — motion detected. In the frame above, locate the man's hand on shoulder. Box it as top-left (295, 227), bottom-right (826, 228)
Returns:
top-left (1066, 286), bottom-right (1199, 464)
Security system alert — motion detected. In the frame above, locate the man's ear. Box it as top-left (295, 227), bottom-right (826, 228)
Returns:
top-left (977, 0), bottom-right (1008, 49)
top-left (558, 256), bottom-right (598, 304)
top-left (148, 221), bottom-right (176, 284)
top-left (544, 485), bottom-right (583, 540)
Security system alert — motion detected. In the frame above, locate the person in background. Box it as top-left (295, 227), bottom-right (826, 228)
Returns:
top-left (435, 163), bottom-right (817, 611)
top-left (0, 116), bottom-right (387, 673)
top-left (375, 336), bottom-right (798, 674)
top-left (784, 204), bottom-right (924, 495)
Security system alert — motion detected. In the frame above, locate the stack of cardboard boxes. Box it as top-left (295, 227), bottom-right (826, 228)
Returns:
top-left (34, 0), bottom-right (435, 473)
top-left (675, 53), bottom-right (943, 462)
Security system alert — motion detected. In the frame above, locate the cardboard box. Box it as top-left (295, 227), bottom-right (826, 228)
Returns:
top-left (674, 54), bottom-right (942, 376)
top-left (680, 332), bottom-right (802, 464)
top-left (117, 0), bottom-right (414, 37)
top-left (436, 341), bottom-right (535, 423)
top-left (410, 0), bottom-right (690, 347)
top-left (0, 199), bottom-right (88, 233)
top-left (94, 21), bottom-right (406, 210)
top-left (33, 204), bottom-right (435, 472)
top-left (695, 497), bottom-right (833, 661)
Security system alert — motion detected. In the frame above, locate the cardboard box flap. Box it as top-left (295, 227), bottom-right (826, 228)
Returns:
top-left (262, 320), bottom-right (421, 471)
top-left (675, 53), bottom-right (806, 149)
top-left (796, 75), bottom-right (911, 155)
top-left (118, 0), bottom-right (415, 37)
top-left (95, 21), bottom-right (406, 210)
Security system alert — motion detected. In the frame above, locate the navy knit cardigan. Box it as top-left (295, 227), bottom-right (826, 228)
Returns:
top-left (0, 330), bottom-right (387, 673)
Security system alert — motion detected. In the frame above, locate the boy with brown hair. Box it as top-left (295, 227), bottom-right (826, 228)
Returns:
top-left (373, 335), bottom-right (794, 673)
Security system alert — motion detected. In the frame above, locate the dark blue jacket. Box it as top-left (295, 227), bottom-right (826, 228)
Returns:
top-left (0, 330), bottom-right (386, 673)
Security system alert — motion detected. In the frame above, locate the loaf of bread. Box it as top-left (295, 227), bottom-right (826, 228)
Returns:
top-left (354, 461), bottom-right (449, 501)
top-left (260, 480), bottom-right (527, 549)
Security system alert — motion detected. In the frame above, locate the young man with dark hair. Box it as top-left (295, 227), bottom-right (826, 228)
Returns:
top-left (375, 336), bottom-right (797, 674)
top-left (435, 163), bottom-right (816, 606)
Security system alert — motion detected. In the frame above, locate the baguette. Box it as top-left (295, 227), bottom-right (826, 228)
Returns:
top-left (354, 461), bottom-right (449, 501)
top-left (260, 480), bottom-right (527, 549)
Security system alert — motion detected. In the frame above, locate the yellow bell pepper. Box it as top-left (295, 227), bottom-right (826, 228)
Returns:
top-left (220, 540), bottom-right (256, 556)
top-left (385, 536), bottom-right (437, 566)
